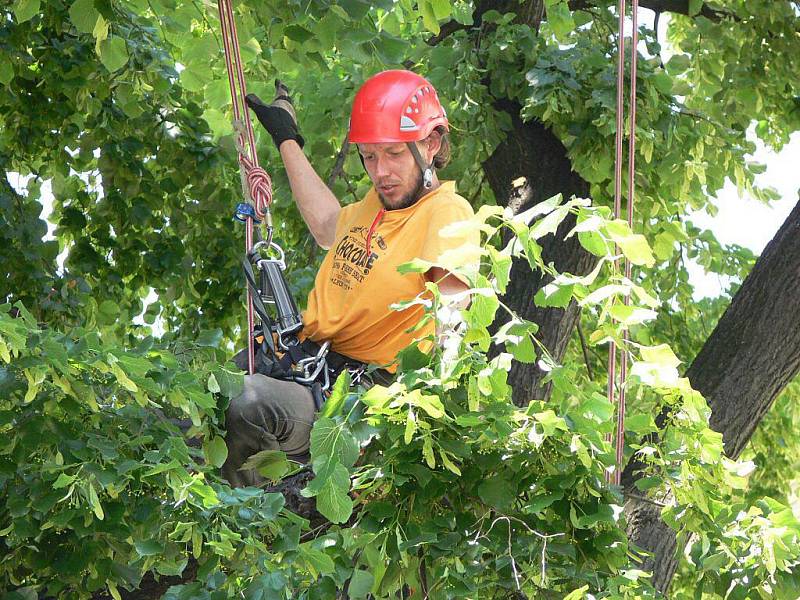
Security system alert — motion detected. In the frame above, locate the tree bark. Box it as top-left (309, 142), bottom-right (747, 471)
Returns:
top-left (623, 197), bottom-right (800, 593)
top-left (483, 100), bottom-right (596, 406)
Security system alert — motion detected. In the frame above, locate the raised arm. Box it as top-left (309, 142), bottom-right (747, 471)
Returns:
top-left (278, 140), bottom-right (340, 249)
top-left (246, 82), bottom-right (341, 249)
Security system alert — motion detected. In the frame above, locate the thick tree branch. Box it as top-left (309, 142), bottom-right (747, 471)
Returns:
top-left (482, 99), bottom-right (595, 406)
top-left (623, 197), bottom-right (800, 592)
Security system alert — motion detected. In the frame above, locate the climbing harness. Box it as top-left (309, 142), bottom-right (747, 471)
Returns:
top-left (607, 0), bottom-right (639, 485)
top-left (216, 0), bottom-right (384, 396)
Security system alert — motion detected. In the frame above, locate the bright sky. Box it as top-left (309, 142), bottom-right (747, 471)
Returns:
top-left (687, 132), bottom-right (800, 298)
top-left (636, 9), bottom-right (800, 298)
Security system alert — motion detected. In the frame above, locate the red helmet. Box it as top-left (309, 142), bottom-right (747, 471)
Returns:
top-left (348, 70), bottom-right (449, 144)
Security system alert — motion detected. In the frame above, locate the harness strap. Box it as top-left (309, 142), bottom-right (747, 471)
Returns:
top-left (407, 142), bottom-right (434, 189)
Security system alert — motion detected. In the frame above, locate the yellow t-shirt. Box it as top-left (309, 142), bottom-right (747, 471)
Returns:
top-left (301, 181), bottom-right (476, 368)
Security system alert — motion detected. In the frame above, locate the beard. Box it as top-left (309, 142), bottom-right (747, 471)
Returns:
top-left (377, 171), bottom-right (426, 211)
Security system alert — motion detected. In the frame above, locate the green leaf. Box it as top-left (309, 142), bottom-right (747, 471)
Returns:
top-left (314, 464), bottom-right (354, 523)
top-left (86, 482), bottom-right (104, 520)
top-left (509, 334), bottom-right (536, 363)
top-left (284, 25), bottom-right (314, 43)
top-left (582, 393), bottom-right (613, 422)
top-left (197, 329), bottom-right (223, 347)
top-left (406, 389), bottom-right (445, 419)
top-left (397, 257), bottom-right (433, 274)
top-left (13, 0), bottom-right (40, 23)
top-left (239, 449), bottom-right (290, 482)
top-left (465, 291), bottom-right (499, 329)
top-left (688, 0), bottom-right (703, 16)
top-left (430, 0), bottom-right (451, 20)
top-left (69, 0), bottom-right (99, 33)
top-left (320, 370), bottom-right (350, 418)
top-left (563, 584), bottom-right (589, 600)
top-left (99, 38), bottom-right (129, 72)
top-left (634, 476), bottom-right (662, 491)
top-left (204, 436), bottom-right (228, 469)
top-left (478, 476), bottom-right (515, 509)
top-left (182, 34), bottom-right (217, 67)
top-left (299, 543), bottom-right (336, 576)
top-left (651, 71), bottom-right (673, 96)
top-left (0, 60), bottom-right (13, 85)
top-left (180, 67), bottom-right (211, 94)
top-left (639, 344), bottom-right (681, 369)
top-left (310, 417), bottom-right (360, 469)
top-left (202, 108), bottom-right (234, 139)
top-left (578, 230), bottom-right (609, 257)
top-left (111, 363), bottom-right (139, 393)
top-left (606, 220), bottom-right (655, 267)
top-left (487, 246), bottom-right (512, 292)
top-left (135, 539), bottom-right (165, 557)
top-left (419, 0), bottom-right (440, 35)
top-left (92, 15), bottom-right (109, 54)
top-left (545, 0), bottom-right (576, 41)
top-left (404, 410), bottom-right (416, 444)
top-left (53, 473), bottom-right (77, 489)
top-left (534, 282), bottom-right (574, 309)
top-left (348, 570), bottom-right (374, 599)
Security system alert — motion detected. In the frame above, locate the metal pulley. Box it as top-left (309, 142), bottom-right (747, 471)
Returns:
top-left (248, 240), bottom-right (303, 345)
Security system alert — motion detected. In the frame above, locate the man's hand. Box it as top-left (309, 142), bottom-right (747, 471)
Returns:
top-left (245, 80), bottom-right (305, 150)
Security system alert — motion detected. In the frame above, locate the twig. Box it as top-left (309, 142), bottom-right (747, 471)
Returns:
top-left (426, 20), bottom-right (471, 46)
top-left (576, 320), bottom-right (594, 381)
top-left (343, 175), bottom-right (360, 204)
top-left (417, 547), bottom-right (429, 598)
top-left (326, 139), bottom-right (351, 189)
top-left (471, 514), bottom-right (565, 592)
top-left (190, 0), bottom-right (221, 49)
top-left (624, 491), bottom-right (668, 508)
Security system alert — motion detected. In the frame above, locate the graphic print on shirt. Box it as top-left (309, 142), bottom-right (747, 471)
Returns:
top-left (330, 225), bottom-right (386, 290)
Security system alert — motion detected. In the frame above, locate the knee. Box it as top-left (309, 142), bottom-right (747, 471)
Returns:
top-left (226, 374), bottom-right (269, 427)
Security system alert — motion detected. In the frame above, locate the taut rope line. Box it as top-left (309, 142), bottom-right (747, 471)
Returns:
top-left (216, 0), bottom-right (274, 375)
top-left (608, 0), bottom-right (639, 486)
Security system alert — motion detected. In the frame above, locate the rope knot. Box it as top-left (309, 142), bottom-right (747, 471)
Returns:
top-left (239, 155), bottom-right (273, 219)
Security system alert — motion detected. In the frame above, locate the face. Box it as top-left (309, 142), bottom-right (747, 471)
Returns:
top-left (358, 135), bottom-right (440, 210)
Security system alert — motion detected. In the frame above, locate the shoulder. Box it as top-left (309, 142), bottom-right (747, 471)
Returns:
top-left (419, 186), bottom-right (474, 220)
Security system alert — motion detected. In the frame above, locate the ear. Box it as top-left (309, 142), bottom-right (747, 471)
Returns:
top-left (423, 130), bottom-right (442, 163)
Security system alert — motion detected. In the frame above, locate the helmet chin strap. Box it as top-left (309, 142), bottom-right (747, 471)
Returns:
top-left (407, 142), bottom-right (434, 189)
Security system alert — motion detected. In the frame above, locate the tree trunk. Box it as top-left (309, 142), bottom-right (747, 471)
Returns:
top-left (483, 100), bottom-right (596, 406)
top-left (623, 197), bottom-right (800, 593)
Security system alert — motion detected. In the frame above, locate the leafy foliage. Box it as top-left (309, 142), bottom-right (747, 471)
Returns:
top-left (3, 0), bottom-right (800, 598)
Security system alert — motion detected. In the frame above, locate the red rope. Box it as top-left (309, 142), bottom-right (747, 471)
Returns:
top-left (608, 0), bottom-right (639, 486)
top-left (216, 0), bottom-right (274, 374)
top-left (365, 207), bottom-right (385, 257)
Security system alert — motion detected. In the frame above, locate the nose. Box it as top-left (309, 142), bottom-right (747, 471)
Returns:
top-left (373, 154), bottom-right (390, 179)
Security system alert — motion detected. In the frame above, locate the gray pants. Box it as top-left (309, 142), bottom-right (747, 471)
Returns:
top-left (221, 374), bottom-right (317, 487)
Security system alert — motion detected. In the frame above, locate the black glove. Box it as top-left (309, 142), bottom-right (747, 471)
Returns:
top-left (245, 80), bottom-right (305, 150)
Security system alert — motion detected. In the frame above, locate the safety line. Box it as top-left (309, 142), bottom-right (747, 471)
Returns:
top-left (608, 0), bottom-right (639, 486)
top-left (216, 0), bottom-right (274, 375)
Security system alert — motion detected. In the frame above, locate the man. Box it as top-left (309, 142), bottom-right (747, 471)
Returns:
top-left (222, 70), bottom-right (476, 486)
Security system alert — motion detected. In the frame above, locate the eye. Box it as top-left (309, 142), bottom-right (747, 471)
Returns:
top-left (362, 154), bottom-right (375, 161)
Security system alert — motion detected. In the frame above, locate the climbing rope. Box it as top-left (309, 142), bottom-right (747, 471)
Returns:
top-left (608, 0), bottom-right (639, 485)
top-left (216, 0), bottom-right (274, 375)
